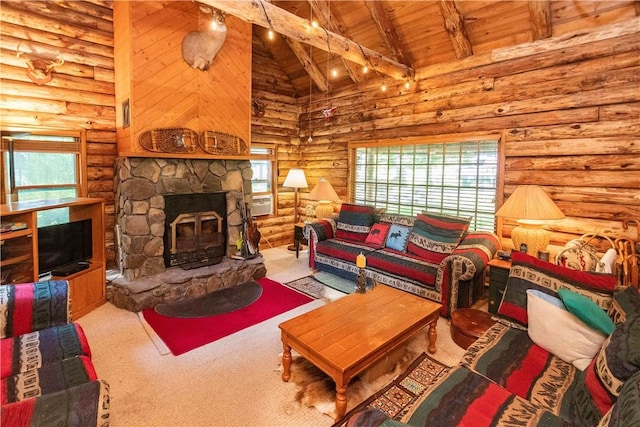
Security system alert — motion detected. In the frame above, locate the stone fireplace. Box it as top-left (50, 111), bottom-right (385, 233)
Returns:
top-left (113, 157), bottom-right (256, 281)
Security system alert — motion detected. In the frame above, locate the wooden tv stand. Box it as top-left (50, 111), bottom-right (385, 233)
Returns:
top-left (1, 197), bottom-right (106, 319)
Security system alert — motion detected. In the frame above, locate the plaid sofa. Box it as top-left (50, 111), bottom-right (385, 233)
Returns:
top-left (306, 205), bottom-right (500, 317)
top-left (343, 253), bottom-right (640, 427)
top-left (0, 281), bottom-right (110, 427)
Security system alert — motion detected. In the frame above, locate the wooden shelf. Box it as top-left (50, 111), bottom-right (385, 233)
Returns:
top-left (0, 198), bottom-right (106, 319)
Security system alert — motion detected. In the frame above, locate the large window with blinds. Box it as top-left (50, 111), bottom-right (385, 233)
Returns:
top-left (352, 140), bottom-right (499, 231)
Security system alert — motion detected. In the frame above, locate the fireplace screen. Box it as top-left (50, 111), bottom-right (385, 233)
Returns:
top-left (168, 211), bottom-right (225, 269)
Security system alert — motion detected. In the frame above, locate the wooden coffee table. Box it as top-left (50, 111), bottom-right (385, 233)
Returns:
top-left (279, 284), bottom-right (440, 420)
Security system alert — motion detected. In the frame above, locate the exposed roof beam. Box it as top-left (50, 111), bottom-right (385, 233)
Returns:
top-left (364, 0), bottom-right (412, 67)
top-left (528, 0), bottom-right (552, 40)
top-left (438, 0), bottom-right (473, 59)
top-left (285, 38), bottom-right (328, 91)
top-left (308, 0), bottom-right (362, 83)
top-left (198, 0), bottom-right (413, 81)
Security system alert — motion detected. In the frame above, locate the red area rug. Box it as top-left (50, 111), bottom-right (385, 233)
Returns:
top-left (141, 277), bottom-right (313, 356)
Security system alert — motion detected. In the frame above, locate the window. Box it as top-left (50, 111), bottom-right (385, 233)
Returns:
top-left (249, 145), bottom-right (276, 217)
top-left (352, 139), bottom-right (499, 231)
top-left (2, 130), bottom-right (86, 225)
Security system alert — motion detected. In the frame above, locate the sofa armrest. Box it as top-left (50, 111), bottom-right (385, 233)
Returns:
top-left (437, 232), bottom-right (500, 317)
top-left (0, 281), bottom-right (71, 339)
top-left (305, 217), bottom-right (338, 269)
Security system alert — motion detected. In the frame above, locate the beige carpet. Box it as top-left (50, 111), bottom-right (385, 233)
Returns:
top-left (78, 247), bottom-right (466, 427)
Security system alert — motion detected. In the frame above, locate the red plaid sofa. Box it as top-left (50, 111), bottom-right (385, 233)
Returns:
top-left (0, 280), bottom-right (110, 427)
top-left (306, 204), bottom-right (500, 317)
top-left (342, 252), bottom-right (640, 427)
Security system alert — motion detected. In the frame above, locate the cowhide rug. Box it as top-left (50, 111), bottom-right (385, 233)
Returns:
top-left (279, 334), bottom-right (429, 420)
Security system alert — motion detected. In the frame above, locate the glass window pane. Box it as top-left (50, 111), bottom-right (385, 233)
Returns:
top-left (353, 140), bottom-right (498, 231)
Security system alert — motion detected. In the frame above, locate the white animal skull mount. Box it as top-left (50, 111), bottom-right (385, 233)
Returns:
top-left (182, 8), bottom-right (227, 71)
top-left (16, 45), bottom-right (64, 86)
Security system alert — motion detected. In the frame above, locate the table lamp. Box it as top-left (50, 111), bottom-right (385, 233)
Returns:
top-left (495, 185), bottom-right (565, 256)
top-left (308, 178), bottom-right (340, 219)
top-left (283, 168), bottom-right (308, 250)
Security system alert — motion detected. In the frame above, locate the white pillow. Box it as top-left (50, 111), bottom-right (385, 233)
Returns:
top-left (526, 290), bottom-right (607, 371)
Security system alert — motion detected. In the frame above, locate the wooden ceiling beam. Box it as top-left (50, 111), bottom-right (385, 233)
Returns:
top-left (198, 0), bottom-right (413, 81)
top-left (285, 38), bottom-right (328, 92)
top-left (308, 0), bottom-right (362, 83)
top-left (438, 0), bottom-right (473, 59)
top-left (364, 0), bottom-right (412, 68)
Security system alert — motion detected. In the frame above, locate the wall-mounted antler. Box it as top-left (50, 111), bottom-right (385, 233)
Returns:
top-left (16, 44), bottom-right (64, 85)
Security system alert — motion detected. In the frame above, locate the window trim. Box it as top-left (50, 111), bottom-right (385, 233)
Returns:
top-left (249, 143), bottom-right (277, 217)
top-left (1, 128), bottom-right (87, 204)
top-left (349, 132), bottom-right (504, 232)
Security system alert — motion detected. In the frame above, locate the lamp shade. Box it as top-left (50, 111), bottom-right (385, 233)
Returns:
top-left (308, 178), bottom-right (340, 202)
top-left (495, 185), bottom-right (565, 221)
top-left (496, 185), bottom-right (564, 256)
top-left (283, 169), bottom-right (308, 189)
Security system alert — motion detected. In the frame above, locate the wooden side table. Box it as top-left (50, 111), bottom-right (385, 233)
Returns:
top-left (488, 258), bottom-right (511, 314)
top-left (293, 222), bottom-right (308, 258)
top-left (450, 308), bottom-right (496, 349)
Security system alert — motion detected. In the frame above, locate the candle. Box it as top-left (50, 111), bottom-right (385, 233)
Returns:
top-left (356, 252), bottom-right (366, 268)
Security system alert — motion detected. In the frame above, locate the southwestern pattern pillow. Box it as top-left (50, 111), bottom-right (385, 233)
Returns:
top-left (406, 213), bottom-right (471, 264)
top-left (571, 315), bottom-right (640, 426)
top-left (335, 203), bottom-right (376, 243)
top-left (496, 252), bottom-right (616, 328)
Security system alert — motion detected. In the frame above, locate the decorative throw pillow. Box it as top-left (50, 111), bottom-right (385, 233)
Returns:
top-left (335, 203), bottom-right (376, 243)
top-left (406, 212), bottom-right (471, 264)
top-left (365, 223), bottom-right (391, 248)
top-left (558, 288), bottom-right (615, 336)
top-left (496, 252), bottom-right (616, 328)
top-left (607, 286), bottom-right (640, 325)
top-left (527, 290), bottom-right (607, 371)
top-left (570, 315), bottom-right (640, 426)
top-left (385, 224), bottom-right (411, 252)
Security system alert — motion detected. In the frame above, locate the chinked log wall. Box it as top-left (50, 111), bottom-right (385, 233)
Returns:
top-left (299, 20), bottom-right (640, 255)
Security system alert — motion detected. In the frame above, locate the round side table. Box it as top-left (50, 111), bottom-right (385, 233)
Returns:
top-left (450, 308), bottom-right (496, 349)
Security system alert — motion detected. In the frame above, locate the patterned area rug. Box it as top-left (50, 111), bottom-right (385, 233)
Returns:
top-left (332, 352), bottom-right (452, 426)
top-left (284, 276), bottom-right (325, 299)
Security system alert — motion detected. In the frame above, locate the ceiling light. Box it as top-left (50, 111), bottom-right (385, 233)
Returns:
top-left (381, 82), bottom-right (387, 92)
top-left (405, 80), bottom-right (411, 90)
top-left (332, 67), bottom-right (338, 77)
top-left (311, 20), bottom-right (319, 28)
top-left (363, 65), bottom-right (368, 74)
top-left (268, 29), bottom-right (274, 40)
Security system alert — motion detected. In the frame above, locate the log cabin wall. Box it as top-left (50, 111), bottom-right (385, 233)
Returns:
top-left (0, 0), bottom-right (118, 265)
top-left (299, 24), bottom-right (640, 255)
top-left (251, 31), bottom-right (304, 248)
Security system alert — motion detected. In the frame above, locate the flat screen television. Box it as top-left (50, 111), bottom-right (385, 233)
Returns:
top-left (38, 218), bottom-right (92, 276)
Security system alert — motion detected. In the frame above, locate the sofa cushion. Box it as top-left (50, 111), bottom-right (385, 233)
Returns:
top-left (596, 370), bottom-right (640, 427)
top-left (385, 224), bottom-right (411, 252)
top-left (406, 213), bottom-right (470, 264)
top-left (558, 288), bottom-right (615, 335)
top-left (527, 290), bottom-right (606, 371)
top-left (336, 203), bottom-right (376, 243)
top-left (315, 239), bottom-right (377, 265)
top-left (1, 355), bottom-right (96, 403)
top-left (0, 323), bottom-right (92, 379)
top-left (462, 322), bottom-right (580, 418)
top-left (366, 249), bottom-right (439, 290)
top-left (571, 315), bottom-right (640, 426)
top-left (364, 223), bottom-right (391, 248)
top-left (496, 252), bottom-right (616, 328)
top-left (607, 286), bottom-right (640, 325)
top-left (397, 366), bottom-right (566, 427)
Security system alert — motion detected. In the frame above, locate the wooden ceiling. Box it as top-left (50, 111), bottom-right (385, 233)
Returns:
top-left (201, 0), bottom-right (638, 99)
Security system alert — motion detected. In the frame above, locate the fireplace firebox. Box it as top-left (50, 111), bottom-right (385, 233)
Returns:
top-left (163, 192), bottom-right (227, 269)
